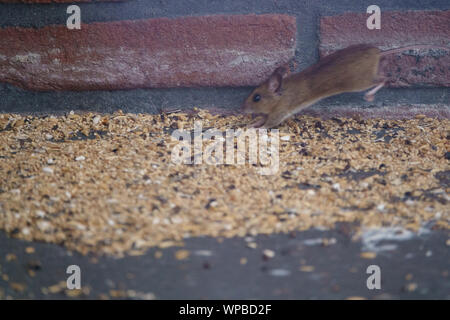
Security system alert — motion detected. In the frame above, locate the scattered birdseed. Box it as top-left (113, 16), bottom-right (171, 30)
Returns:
top-left (360, 252), bottom-right (377, 259)
top-left (109, 289), bottom-right (127, 298)
top-left (42, 167), bottom-right (53, 174)
top-left (9, 282), bottom-right (26, 293)
top-left (405, 282), bottom-right (418, 292)
top-left (303, 238), bottom-right (326, 246)
top-left (44, 281), bottom-right (66, 294)
top-left (175, 250), bottom-right (190, 260)
top-left (65, 289), bottom-right (83, 298)
top-left (269, 269), bottom-right (291, 277)
top-left (194, 250), bottom-right (213, 257)
top-left (0, 111), bottom-right (448, 256)
top-left (299, 265), bottom-right (315, 272)
top-left (322, 238), bottom-right (337, 246)
top-left (93, 116), bottom-right (101, 125)
top-left (263, 249), bottom-right (275, 259)
top-left (25, 247), bottom-right (35, 254)
top-left (5, 253), bottom-right (17, 262)
top-left (247, 242), bottom-right (258, 249)
top-left (125, 290), bottom-right (156, 300)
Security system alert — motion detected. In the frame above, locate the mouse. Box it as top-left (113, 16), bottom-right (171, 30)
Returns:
top-left (241, 44), bottom-right (449, 128)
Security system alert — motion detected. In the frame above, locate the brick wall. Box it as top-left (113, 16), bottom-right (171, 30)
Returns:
top-left (0, 0), bottom-right (448, 115)
top-left (0, 14), bottom-right (296, 91)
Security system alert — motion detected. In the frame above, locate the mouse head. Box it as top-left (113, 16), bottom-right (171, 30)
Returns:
top-left (242, 66), bottom-right (287, 115)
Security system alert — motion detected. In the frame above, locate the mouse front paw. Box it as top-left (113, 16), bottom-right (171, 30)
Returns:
top-left (247, 116), bottom-right (267, 128)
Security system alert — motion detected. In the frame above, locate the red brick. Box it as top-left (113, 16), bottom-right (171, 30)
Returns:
top-left (320, 11), bottom-right (449, 87)
top-left (0, 14), bottom-right (296, 91)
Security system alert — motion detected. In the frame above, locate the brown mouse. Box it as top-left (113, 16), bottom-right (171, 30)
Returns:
top-left (242, 44), bottom-right (449, 128)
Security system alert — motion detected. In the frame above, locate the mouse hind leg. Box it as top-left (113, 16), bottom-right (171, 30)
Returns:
top-left (364, 80), bottom-right (385, 102)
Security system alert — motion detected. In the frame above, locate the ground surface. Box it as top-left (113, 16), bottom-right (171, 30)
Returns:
top-left (0, 110), bottom-right (448, 299)
top-left (0, 228), bottom-right (449, 300)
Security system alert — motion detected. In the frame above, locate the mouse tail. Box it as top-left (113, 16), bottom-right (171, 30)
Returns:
top-left (380, 45), bottom-right (449, 57)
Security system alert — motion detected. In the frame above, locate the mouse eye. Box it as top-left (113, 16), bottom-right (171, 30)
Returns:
top-left (253, 94), bottom-right (261, 102)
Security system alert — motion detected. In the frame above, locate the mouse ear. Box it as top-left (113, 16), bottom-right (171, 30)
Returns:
top-left (268, 67), bottom-right (287, 93)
